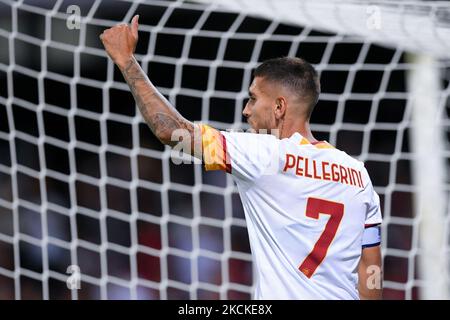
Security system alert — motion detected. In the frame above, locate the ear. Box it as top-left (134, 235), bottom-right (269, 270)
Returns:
top-left (274, 96), bottom-right (287, 120)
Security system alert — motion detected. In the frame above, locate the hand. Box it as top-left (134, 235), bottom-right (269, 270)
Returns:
top-left (100, 15), bottom-right (139, 70)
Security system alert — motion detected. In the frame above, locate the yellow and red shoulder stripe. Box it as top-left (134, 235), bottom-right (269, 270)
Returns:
top-left (300, 137), bottom-right (334, 149)
top-left (200, 124), bottom-right (231, 173)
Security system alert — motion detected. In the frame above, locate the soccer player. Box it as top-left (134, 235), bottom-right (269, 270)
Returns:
top-left (100, 15), bottom-right (383, 300)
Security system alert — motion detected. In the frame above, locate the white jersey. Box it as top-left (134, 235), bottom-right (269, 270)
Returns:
top-left (200, 125), bottom-right (382, 300)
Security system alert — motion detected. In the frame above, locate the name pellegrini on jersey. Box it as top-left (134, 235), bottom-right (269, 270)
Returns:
top-left (198, 125), bottom-right (382, 299)
top-left (282, 153), bottom-right (364, 188)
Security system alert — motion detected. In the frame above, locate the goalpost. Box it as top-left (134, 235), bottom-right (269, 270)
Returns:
top-left (0, 0), bottom-right (448, 300)
top-left (406, 52), bottom-right (448, 300)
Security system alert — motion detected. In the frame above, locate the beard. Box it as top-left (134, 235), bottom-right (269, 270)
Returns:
top-left (246, 119), bottom-right (276, 135)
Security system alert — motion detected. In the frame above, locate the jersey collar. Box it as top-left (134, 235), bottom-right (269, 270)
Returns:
top-left (289, 132), bottom-right (335, 149)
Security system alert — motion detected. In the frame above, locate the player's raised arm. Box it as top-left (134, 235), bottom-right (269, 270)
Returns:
top-left (99, 15), bottom-right (201, 157)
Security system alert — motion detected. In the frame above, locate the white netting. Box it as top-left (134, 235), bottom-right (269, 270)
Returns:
top-left (0, 0), bottom-right (449, 300)
top-left (198, 0), bottom-right (450, 60)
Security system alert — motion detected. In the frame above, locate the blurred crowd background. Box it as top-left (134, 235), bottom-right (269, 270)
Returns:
top-left (1, 0), bottom-right (448, 299)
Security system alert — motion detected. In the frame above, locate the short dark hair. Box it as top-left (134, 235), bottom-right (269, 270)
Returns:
top-left (253, 57), bottom-right (320, 118)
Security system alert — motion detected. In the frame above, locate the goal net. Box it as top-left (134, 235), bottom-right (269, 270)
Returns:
top-left (0, 0), bottom-right (448, 300)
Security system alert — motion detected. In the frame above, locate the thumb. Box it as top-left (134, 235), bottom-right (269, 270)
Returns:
top-left (131, 15), bottom-right (139, 39)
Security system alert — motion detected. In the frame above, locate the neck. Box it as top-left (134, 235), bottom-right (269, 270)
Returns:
top-left (277, 118), bottom-right (317, 143)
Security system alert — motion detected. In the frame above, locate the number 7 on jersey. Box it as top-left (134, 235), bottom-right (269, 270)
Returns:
top-left (299, 198), bottom-right (344, 278)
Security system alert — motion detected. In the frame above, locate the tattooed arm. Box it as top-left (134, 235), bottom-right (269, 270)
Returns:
top-left (120, 56), bottom-right (197, 148)
top-left (100, 15), bottom-right (200, 156)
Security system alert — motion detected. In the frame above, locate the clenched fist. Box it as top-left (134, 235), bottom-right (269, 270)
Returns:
top-left (100, 15), bottom-right (139, 70)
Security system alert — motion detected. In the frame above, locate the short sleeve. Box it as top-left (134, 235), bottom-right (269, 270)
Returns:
top-left (363, 169), bottom-right (383, 227)
top-left (200, 124), bottom-right (279, 181)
